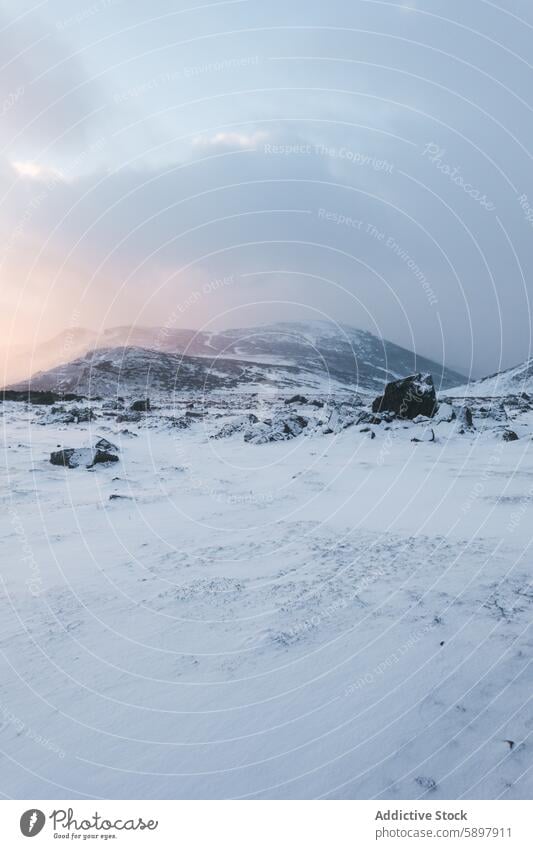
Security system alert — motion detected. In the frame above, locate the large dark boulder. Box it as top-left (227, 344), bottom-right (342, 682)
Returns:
top-left (372, 373), bottom-right (437, 420)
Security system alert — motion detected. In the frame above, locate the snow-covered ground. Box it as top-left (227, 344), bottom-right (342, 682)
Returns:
top-left (1, 395), bottom-right (531, 800)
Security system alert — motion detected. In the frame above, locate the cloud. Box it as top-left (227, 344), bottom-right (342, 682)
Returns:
top-left (1, 0), bottom-right (532, 377)
top-left (192, 131), bottom-right (269, 151)
top-left (11, 161), bottom-right (66, 182)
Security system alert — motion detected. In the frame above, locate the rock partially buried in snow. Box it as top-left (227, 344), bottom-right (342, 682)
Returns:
top-left (49, 405), bottom-right (96, 424)
top-left (411, 428), bottom-right (435, 443)
top-left (284, 394), bottom-right (308, 405)
top-left (322, 405), bottom-right (358, 434)
top-left (95, 437), bottom-right (119, 453)
top-left (502, 429), bottom-right (519, 442)
top-left (434, 402), bottom-right (456, 423)
top-left (91, 449), bottom-right (120, 465)
top-left (457, 405), bottom-right (474, 430)
top-left (244, 413), bottom-right (309, 444)
top-left (116, 411), bottom-right (141, 423)
top-left (372, 373), bottom-right (437, 420)
top-left (50, 448), bottom-right (93, 468)
top-left (50, 444), bottom-right (119, 468)
top-left (130, 399), bottom-right (151, 412)
top-left (213, 414), bottom-right (259, 439)
top-left (357, 410), bottom-right (384, 426)
top-left (102, 399), bottom-right (124, 411)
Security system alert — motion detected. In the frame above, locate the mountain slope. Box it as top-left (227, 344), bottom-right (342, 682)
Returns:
top-left (446, 358), bottom-right (533, 397)
top-left (5, 321), bottom-right (466, 393)
top-left (209, 321), bottom-right (465, 390)
top-left (10, 346), bottom-right (354, 397)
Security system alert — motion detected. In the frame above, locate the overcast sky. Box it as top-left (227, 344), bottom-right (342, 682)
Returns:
top-left (1, 0), bottom-right (533, 377)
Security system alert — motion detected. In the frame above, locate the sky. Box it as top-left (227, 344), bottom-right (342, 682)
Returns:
top-left (1, 0), bottom-right (533, 379)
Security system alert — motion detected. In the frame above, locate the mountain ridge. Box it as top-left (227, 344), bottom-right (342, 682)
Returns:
top-left (4, 320), bottom-right (466, 393)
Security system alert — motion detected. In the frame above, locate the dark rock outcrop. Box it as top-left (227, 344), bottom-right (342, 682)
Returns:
top-left (502, 430), bottom-right (519, 442)
top-left (372, 373), bottom-right (437, 420)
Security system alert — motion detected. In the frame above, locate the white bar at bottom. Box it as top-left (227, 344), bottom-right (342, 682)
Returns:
top-left (2, 799), bottom-right (530, 847)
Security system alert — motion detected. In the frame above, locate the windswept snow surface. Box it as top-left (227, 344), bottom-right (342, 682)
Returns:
top-left (0, 394), bottom-right (531, 800)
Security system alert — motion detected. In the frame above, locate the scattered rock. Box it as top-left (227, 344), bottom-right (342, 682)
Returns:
top-left (244, 414), bottom-right (309, 444)
top-left (50, 444), bottom-right (119, 469)
top-left (130, 399), bottom-right (150, 412)
top-left (93, 449), bottom-right (120, 465)
top-left (213, 414), bottom-right (259, 439)
top-left (458, 405), bottom-right (474, 429)
top-left (502, 430), bottom-right (519, 442)
top-left (285, 394), bottom-right (308, 405)
top-left (372, 373), bottom-right (437, 420)
top-left (357, 411), bottom-right (382, 425)
top-left (322, 405), bottom-right (358, 434)
top-left (49, 405), bottom-right (96, 424)
top-left (116, 411), bottom-right (141, 423)
top-left (95, 437), bottom-right (119, 453)
top-left (415, 776), bottom-right (437, 792)
top-left (411, 428), bottom-right (435, 443)
top-left (50, 448), bottom-right (93, 469)
top-left (167, 416), bottom-right (192, 430)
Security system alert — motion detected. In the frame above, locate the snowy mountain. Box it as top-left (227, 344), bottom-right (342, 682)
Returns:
top-left (446, 357), bottom-right (533, 397)
top-left (6, 320), bottom-right (466, 394)
top-left (11, 345), bottom-right (354, 397)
